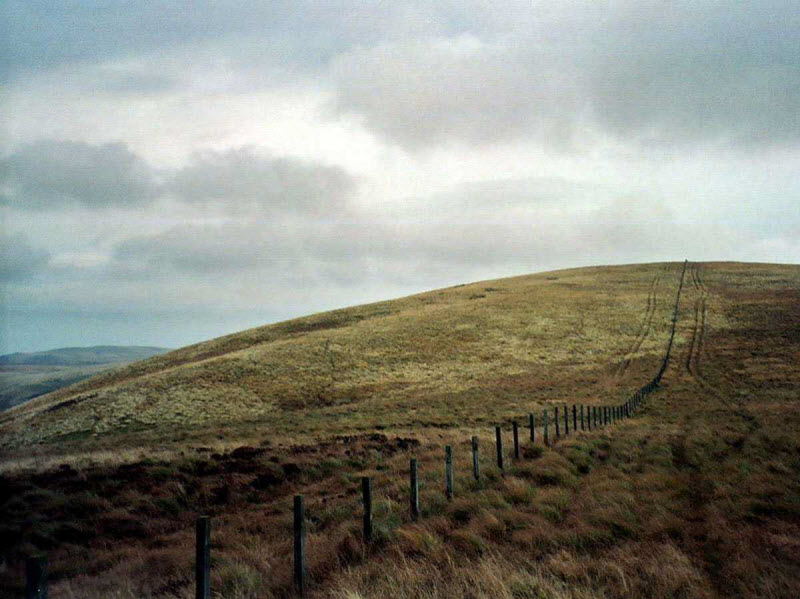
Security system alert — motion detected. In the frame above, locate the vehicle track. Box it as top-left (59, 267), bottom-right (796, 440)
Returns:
top-left (685, 263), bottom-right (708, 379)
top-left (615, 271), bottom-right (661, 377)
top-left (680, 263), bottom-right (759, 432)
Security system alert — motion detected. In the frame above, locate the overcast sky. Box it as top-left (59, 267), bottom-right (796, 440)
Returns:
top-left (1, 1), bottom-right (799, 353)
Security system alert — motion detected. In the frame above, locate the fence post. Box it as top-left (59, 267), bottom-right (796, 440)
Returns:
top-left (196, 516), bottom-right (210, 599)
top-left (410, 459), bottom-right (420, 520)
top-left (26, 556), bottom-right (47, 599)
top-left (580, 405), bottom-right (585, 431)
top-left (554, 407), bottom-right (560, 439)
top-left (573, 405), bottom-right (577, 432)
top-left (564, 405), bottom-right (569, 435)
top-left (512, 421), bottom-right (520, 459)
top-left (293, 496), bottom-right (305, 596)
top-left (543, 409), bottom-right (549, 446)
top-left (445, 446), bottom-right (454, 500)
top-left (593, 406), bottom-right (598, 428)
top-left (471, 436), bottom-right (480, 483)
top-left (529, 413), bottom-right (535, 443)
top-left (362, 477), bottom-right (372, 544)
top-left (495, 426), bottom-right (504, 471)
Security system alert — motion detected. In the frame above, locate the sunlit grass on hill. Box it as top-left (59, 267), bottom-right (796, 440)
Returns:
top-left (1, 262), bottom-right (677, 452)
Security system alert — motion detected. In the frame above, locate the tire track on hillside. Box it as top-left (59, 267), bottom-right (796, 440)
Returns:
top-left (681, 263), bottom-right (760, 433)
top-left (615, 271), bottom-right (661, 377)
top-left (685, 263), bottom-right (708, 380)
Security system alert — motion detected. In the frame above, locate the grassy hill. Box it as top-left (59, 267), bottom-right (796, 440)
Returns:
top-left (0, 346), bottom-right (170, 412)
top-left (1, 262), bottom-right (681, 449)
top-left (1, 261), bottom-right (799, 599)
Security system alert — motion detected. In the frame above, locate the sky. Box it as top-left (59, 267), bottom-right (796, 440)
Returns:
top-left (1, 1), bottom-right (799, 354)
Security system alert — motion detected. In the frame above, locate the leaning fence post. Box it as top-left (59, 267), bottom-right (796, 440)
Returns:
top-left (512, 421), bottom-right (520, 459)
top-left (529, 413), bottom-right (535, 443)
top-left (580, 405), bottom-right (585, 431)
top-left (293, 496), bottom-right (306, 596)
top-left (543, 410), bottom-right (549, 446)
top-left (495, 426), bottom-right (504, 471)
top-left (445, 446), bottom-right (454, 500)
top-left (362, 477), bottom-right (372, 544)
top-left (471, 436), bottom-right (480, 483)
top-left (26, 555), bottom-right (47, 599)
top-left (196, 516), bottom-right (210, 599)
top-left (564, 405), bottom-right (569, 435)
top-left (410, 458), bottom-right (420, 520)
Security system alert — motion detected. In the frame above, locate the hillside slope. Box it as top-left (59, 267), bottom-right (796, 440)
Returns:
top-left (3, 260), bottom-right (797, 454)
top-left (1, 262), bottom-right (687, 449)
top-left (1, 261), bottom-right (799, 599)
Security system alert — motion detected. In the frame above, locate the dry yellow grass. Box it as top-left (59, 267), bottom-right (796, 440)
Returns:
top-left (1, 262), bottom-right (682, 453)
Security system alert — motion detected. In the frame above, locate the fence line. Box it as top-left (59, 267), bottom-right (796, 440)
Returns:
top-left (21, 261), bottom-right (690, 597)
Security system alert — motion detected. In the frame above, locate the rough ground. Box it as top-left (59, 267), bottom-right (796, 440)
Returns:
top-left (1, 261), bottom-right (798, 598)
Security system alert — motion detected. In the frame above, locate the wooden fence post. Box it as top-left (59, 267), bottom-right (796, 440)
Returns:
top-left (410, 459), bottom-right (420, 520)
top-left (196, 516), bottom-right (210, 599)
top-left (554, 407), bottom-right (560, 439)
top-left (25, 556), bottom-right (47, 599)
top-left (445, 446), bottom-right (454, 500)
top-left (362, 477), bottom-right (372, 544)
top-left (593, 406), bottom-right (598, 428)
top-left (564, 405), bottom-right (569, 435)
top-left (293, 496), bottom-right (305, 596)
top-left (471, 436), bottom-right (480, 483)
top-left (580, 405), bottom-right (585, 431)
top-left (543, 409), bottom-right (549, 446)
top-left (495, 426), bottom-right (504, 471)
top-left (573, 405), bottom-right (577, 432)
top-left (529, 413), bottom-right (535, 443)
top-left (512, 421), bottom-right (520, 459)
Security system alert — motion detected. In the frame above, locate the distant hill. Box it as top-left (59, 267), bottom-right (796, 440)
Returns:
top-left (0, 345), bottom-right (170, 367)
top-left (0, 346), bottom-right (171, 411)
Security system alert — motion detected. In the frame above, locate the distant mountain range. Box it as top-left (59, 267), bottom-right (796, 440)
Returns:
top-left (0, 345), bottom-right (171, 411)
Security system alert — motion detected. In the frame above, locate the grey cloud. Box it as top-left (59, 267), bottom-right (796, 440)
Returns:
top-left (1, 140), bottom-right (160, 210)
top-left (329, 37), bottom-right (584, 149)
top-left (167, 148), bottom-right (355, 215)
top-left (328, 2), bottom-right (800, 150)
top-left (111, 222), bottom-right (305, 276)
top-left (1, 1), bottom-right (449, 81)
top-left (0, 232), bottom-right (50, 281)
top-left (105, 188), bottom-right (688, 291)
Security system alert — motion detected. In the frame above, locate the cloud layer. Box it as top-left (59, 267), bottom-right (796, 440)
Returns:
top-left (2, 1), bottom-right (798, 353)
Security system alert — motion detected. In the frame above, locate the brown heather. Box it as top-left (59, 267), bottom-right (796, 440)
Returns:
top-left (1, 261), bottom-right (799, 598)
